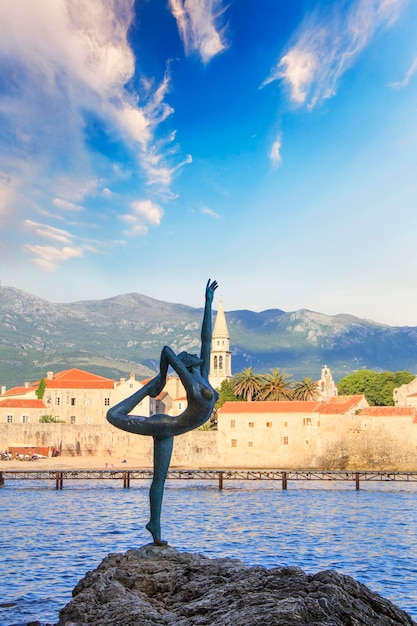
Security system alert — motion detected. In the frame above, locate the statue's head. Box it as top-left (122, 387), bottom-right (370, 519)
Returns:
top-left (178, 351), bottom-right (203, 370)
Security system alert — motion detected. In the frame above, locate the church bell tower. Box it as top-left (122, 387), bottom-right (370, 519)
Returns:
top-left (209, 300), bottom-right (232, 390)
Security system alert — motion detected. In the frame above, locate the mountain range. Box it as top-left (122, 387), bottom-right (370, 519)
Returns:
top-left (1, 286), bottom-right (417, 389)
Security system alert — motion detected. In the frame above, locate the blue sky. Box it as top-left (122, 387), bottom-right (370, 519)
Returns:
top-left (1, 0), bottom-right (417, 326)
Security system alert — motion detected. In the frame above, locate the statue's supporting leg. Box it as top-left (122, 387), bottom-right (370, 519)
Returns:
top-left (146, 435), bottom-right (174, 546)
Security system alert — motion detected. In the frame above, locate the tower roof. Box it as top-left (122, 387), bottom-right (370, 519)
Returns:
top-left (213, 300), bottom-right (229, 340)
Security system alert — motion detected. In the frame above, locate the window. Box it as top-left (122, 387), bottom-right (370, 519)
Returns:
top-left (231, 439), bottom-right (237, 447)
top-left (22, 415), bottom-right (29, 424)
top-left (129, 383), bottom-right (134, 388)
top-left (104, 398), bottom-right (110, 406)
top-left (214, 356), bottom-right (218, 368)
top-left (284, 421), bottom-right (288, 427)
top-left (7, 415), bottom-right (13, 423)
top-left (248, 422), bottom-right (254, 428)
top-left (317, 421), bottom-right (320, 427)
top-left (266, 422), bottom-right (272, 428)
top-left (305, 439), bottom-right (310, 445)
top-left (231, 419), bottom-right (236, 428)
top-left (248, 441), bottom-right (253, 447)
top-left (70, 397), bottom-right (77, 406)
top-left (281, 436), bottom-right (289, 445)
top-left (178, 402), bottom-right (182, 410)
top-left (219, 356), bottom-right (223, 369)
top-left (55, 397), bottom-right (61, 406)
top-left (303, 418), bottom-right (312, 426)
top-left (70, 416), bottom-right (76, 424)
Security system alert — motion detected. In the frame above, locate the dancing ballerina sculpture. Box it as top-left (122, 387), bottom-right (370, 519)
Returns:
top-left (107, 279), bottom-right (219, 546)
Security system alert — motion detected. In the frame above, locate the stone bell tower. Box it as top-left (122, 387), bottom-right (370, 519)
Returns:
top-left (209, 300), bottom-right (232, 390)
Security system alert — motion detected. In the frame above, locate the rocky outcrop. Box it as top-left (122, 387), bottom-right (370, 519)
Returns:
top-left (57, 545), bottom-right (416, 626)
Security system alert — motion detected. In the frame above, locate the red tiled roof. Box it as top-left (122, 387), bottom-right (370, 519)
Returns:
top-left (45, 368), bottom-right (114, 390)
top-left (327, 395), bottom-right (364, 405)
top-left (316, 395), bottom-right (366, 414)
top-left (219, 396), bottom-right (367, 416)
top-left (0, 399), bottom-right (46, 408)
top-left (360, 406), bottom-right (416, 417)
top-left (219, 401), bottom-right (322, 414)
top-left (4, 385), bottom-right (37, 396)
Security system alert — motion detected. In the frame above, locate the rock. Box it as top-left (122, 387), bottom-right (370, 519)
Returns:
top-left (57, 545), bottom-right (416, 626)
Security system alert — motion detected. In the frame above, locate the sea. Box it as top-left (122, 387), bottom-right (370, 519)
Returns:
top-left (1, 477), bottom-right (417, 625)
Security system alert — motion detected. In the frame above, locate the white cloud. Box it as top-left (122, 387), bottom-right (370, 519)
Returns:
top-left (52, 198), bottom-right (84, 212)
top-left (201, 206), bottom-right (220, 218)
top-left (168, 0), bottom-right (228, 63)
top-left (24, 220), bottom-right (74, 244)
top-left (121, 199), bottom-right (164, 235)
top-left (0, 1), bottom-right (187, 224)
top-left (264, 0), bottom-right (409, 108)
top-left (22, 244), bottom-right (84, 271)
top-left (142, 154), bottom-right (193, 188)
top-left (269, 136), bottom-right (282, 168)
top-left (389, 55), bottom-right (417, 88)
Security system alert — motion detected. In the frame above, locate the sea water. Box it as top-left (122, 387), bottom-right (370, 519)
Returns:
top-left (1, 479), bottom-right (417, 625)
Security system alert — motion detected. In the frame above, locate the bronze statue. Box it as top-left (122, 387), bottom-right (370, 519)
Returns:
top-left (107, 280), bottom-right (219, 545)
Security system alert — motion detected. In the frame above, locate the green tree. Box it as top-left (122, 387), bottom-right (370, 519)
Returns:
top-left (232, 367), bottom-right (264, 401)
top-left (292, 377), bottom-right (322, 401)
top-left (35, 378), bottom-right (46, 399)
top-left (337, 370), bottom-right (415, 406)
top-left (215, 379), bottom-right (241, 409)
top-left (257, 368), bottom-right (293, 401)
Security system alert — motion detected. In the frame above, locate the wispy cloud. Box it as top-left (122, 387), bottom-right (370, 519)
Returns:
top-left (52, 198), bottom-right (84, 212)
top-left (24, 220), bottom-right (74, 244)
top-left (168, 0), bottom-right (228, 63)
top-left (389, 55), bottom-right (417, 89)
top-left (264, 0), bottom-right (409, 108)
top-left (121, 200), bottom-right (164, 235)
top-left (22, 244), bottom-right (85, 271)
top-left (201, 206), bottom-right (220, 218)
top-left (0, 0), bottom-right (190, 269)
top-left (269, 135), bottom-right (282, 168)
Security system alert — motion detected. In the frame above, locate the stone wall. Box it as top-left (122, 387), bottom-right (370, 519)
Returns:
top-left (1, 412), bottom-right (417, 469)
top-left (0, 423), bottom-right (221, 467)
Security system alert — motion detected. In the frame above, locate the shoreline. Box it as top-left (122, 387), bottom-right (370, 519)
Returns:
top-left (0, 455), bottom-right (154, 471)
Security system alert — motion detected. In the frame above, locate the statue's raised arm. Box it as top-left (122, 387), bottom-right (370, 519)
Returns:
top-left (200, 279), bottom-right (218, 381)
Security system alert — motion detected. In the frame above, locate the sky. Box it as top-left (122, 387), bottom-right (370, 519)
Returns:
top-left (1, 0), bottom-right (417, 327)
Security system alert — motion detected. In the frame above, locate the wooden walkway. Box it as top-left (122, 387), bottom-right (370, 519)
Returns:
top-left (1, 468), bottom-right (417, 490)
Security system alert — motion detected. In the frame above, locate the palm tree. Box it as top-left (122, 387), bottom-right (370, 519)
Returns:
top-left (232, 367), bottom-right (264, 401)
top-left (291, 377), bottom-right (322, 401)
top-left (257, 368), bottom-right (293, 401)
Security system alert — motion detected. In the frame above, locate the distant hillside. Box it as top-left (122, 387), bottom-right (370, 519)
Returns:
top-left (1, 286), bottom-right (417, 389)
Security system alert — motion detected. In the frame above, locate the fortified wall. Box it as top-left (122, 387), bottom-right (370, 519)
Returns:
top-left (2, 399), bottom-right (417, 470)
top-left (0, 423), bottom-right (220, 467)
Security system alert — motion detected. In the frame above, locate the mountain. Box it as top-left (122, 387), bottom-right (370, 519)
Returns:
top-left (1, 286), bottom-right (417, 389)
